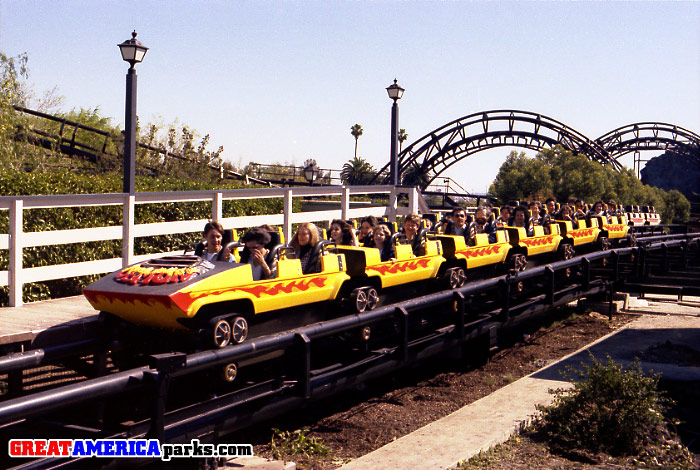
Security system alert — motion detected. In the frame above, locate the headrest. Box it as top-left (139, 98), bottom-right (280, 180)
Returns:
top-left (266, 230), bottom-right (281, 249)
top-left (222, 229), bottom-right (234, 247)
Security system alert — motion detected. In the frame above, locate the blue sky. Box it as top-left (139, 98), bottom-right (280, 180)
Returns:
top-left (1, 1), bottom-right (698, 192)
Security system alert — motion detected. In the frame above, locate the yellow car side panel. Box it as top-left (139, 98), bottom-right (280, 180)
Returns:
top-left (556, 220), bottom-right (600, 246)
top-left (364, 240), bottom-right (445, 289)
top-left (603, 223), bottom-right (629, 239)
top-left (438, 234), bottom-right (510, 269)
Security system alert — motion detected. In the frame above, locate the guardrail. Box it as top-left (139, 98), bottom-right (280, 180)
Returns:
top-left (0, 185), bottom-right (420, 307)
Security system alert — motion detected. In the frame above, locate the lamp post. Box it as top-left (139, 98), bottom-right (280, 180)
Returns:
top-left (303, 159), bottom-right (320, 186)
top-left (118, 31), bottom-right (148, 194)
top-left (386, 79), bottom-right (404, 186)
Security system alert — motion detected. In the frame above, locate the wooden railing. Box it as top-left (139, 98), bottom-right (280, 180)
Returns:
top-left (13, 106), bottom-right (272, 185)
top-left (0, 185), bottom-right (419, 307)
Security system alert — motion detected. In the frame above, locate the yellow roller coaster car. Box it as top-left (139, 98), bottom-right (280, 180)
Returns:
top-left (83, 246), bottom-right (349, 348)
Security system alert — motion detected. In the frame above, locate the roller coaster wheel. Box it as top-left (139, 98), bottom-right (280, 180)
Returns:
top-left (559, 243), bottom-right (575, 260)
top-left (221, 363), bottom-right (238, 383)
top-left (446, 267), bottom-right (467, 289)
top-left (510, 254), bottom-right (527, 271)
top-left (212, 319), bottom-right (232, 348)
top-left (230, 316), bottom-right (249, 344)
top-left (457, 268), bottom-right (467, 287)
top-left (599, 237), bottom-right (611, 251)
top-left (366, 287), bottom-right (379, 310)
top-left (351, 288), bottom-right (369, 313)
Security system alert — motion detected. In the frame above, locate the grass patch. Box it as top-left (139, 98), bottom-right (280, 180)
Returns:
top-left (270, 428), bottom-right (331, 469)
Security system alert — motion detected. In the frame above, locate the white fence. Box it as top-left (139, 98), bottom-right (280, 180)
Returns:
top-left (0, 185), bottom-right (420, 307)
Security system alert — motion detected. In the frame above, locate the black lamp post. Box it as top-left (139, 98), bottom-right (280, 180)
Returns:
top-left (386, 79), bottom-right (404, 186)
top-left (303, 159), bottom-right (320, 186)
top-left (118, 31), bottom-right (148, 194)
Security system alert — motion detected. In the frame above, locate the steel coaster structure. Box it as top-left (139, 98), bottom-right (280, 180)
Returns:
top-left (595, 122), bottom-right (700, 177)
top-left (372, 110), bottom-right (700, 188)
top-left (14, 105), bottom-right (699, 191)
top-left (0, 230), bottom-right (697, 470)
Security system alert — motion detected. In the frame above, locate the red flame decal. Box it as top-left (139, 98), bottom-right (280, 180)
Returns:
top-left (457, 245), bottom-right (502, 258)
top-left (605, 225), bottom-right (625, 232)
top-left (521, 236), bottom-right (555, 247)
top-left (569, 228), bottom-right (594, 239)
top-left (366, 258), bottom-right (431, 276)
top-left (235, 277), bottom-right (328, 298)
top-left (169, 275), bottom-right (330, 311)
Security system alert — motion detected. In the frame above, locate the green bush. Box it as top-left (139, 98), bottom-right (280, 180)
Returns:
top-left (536, 353), bottom-right (668, 456)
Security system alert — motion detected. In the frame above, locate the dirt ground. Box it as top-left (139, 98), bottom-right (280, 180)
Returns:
top-left (231, 306), bottom-right (698, 469)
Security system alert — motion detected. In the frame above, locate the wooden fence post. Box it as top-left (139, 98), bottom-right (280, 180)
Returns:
top-left (341, 186), bottom-right (350, 221)
top-left (388, 187), bottom-right (398, 222)
top-left (283, 188), bottom-right (293, 242)
top-left (122, 195), bottom-right (135, 268)
top-left (9, 199), bottom-right (23, 307)
top-left (212, 192), bottom-right (223, 222)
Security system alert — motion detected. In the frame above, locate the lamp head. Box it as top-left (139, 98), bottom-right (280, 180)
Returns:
top-left (303, 159), bottom-right (319, 183)
top-left (119, 31), bottom-right (148, 68)
top-left (386, 79), bottom-right (404, 102)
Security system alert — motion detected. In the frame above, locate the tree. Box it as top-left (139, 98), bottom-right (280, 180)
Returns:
top-left (398, 128), bottom-right (408, 152)
top-left (488, 146), bottom-right (690, 223)
top-left (402, 162), bottom-right (430, 187)
top-left (341, 156), bottom-right (375, 185)
top-left (489, 151), bottom-right (553, 203)
top-left (350, 124), bottom-right (363, 159)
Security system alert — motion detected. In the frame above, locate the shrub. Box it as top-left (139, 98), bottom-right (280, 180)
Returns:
top-left (536, 353), bottom-right (667, 456)
top-left (270, 428), bottom-right (330, 467)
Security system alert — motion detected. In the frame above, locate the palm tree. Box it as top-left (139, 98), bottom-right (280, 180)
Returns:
top-left (350, 124), bottom-right (363, 159)
top-left (402, 162), bottom-right (431, 188)
top-left (341, 156), bottom-right (375, 185)
top-left (398, 128), bottom-right (408, 152)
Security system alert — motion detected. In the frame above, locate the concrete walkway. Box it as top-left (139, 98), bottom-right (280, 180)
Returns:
top-left (337, 295), bottom-right (700, 470)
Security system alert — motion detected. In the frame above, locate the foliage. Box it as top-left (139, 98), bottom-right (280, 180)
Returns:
top-left (489, 151), bottom-right (553, 202)
top-left (0, 52), bottom-right (37, 170)
top-left (270, 428), bottom-right (330, 467)
top-left (341, 156), bottom-right (375, 185)
top-left (401, 162), bottom-right (431, 187)
top-left (660, 189), bottom-right (690, 223)
top-left (488, 147), bottom-right (691, 223)
top-left (536, 354), bottom-right (668, 456)
top-left (398, 128), bottom-right (408, 152)
top-left (139, 122), bottom-right (225, 183)
top-left (350, 123), bottom-right (363, 159)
